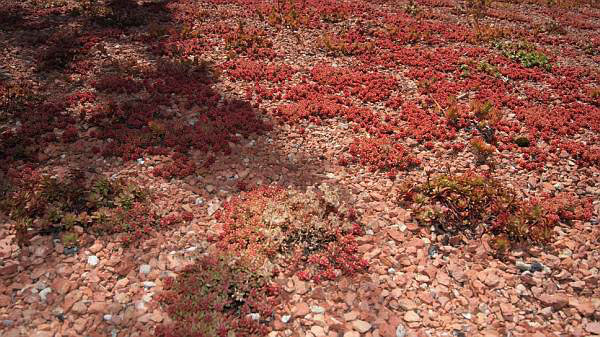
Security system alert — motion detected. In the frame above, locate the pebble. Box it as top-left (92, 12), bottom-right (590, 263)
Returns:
top-left (281, 315), bottom-right (291, 323)
top-left (530, 262), bottom-right (544, 272)
top-left (311, 306), bottom-right (325, 314)
top-left (515, 261), bottom-right (531, 272)
top-left (142, 293), bottom-right (153, 302)
top-left (103, 314), bottom-right (112, 321)
top-left (139, 264), bottom-right (151, 274)
top-left (404, 311), bottom-right (421, 322)
top-left (64, 247), bottom-right (79, 255)
top-left (516, 284), bottom-right (527, 296)
top-left (428, 245), bottom-right (439, 258)
top-left (388, 267), bottom-right (396, 274)
top-left (39, 287), bottom-right (52, 301)
top-left (352, 320), bottom-right (372, 333)
top-left (195, 197), bottom-right (204, 205)
top-left (2, 320), bottom-right (14, 327)
top-left (142, 281), bottom-right (156, 289)
top-left (396, 324), bottom-right (407, 337)
top-left (87, 255), bottom-right (99, 266)
top-left (248, 313), bottom-right (260, 321)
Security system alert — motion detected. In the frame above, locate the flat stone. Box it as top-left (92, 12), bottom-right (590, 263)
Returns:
top-left (90, 242), bottom-right (103, 253)
top-left (398, 299), bottom-right (417, 311)
top-left (51, 277), bottom-right (71, 295)
top-left (89, 302), bottom-right (108, 313)
top-left (499, 303), bottom-right (514, 319)
top-left (352, 320), bottom-right (372, 333)
top-left (72, 301), bottom-right (87, 314)
top-left (33, 331), bottom-right (54, 337)
top-left (569, 298), bottom-right (595, 316)
top-left (403, 311), bottom-right (420, 322)
top-left (477, 268), bottom-right (500, 287)
top-left (343, 332), bottom-right (360, 337)
top-left (293, 302), bottom-right (310, 317)
top-left (515, 261), bottom-right (531, 272)
top-left (344, 311), bottom-right (359, 321)
top-left (538, 293), bottom-right (569, 309)
top-left (87, 255), bottom-right (99, 266)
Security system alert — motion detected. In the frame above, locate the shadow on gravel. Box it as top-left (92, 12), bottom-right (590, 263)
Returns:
top-left (0, 0), bottom-right (332, 327)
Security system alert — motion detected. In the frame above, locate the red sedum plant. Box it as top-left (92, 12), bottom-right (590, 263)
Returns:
top-left (155, 252), bottom-right (278, 337)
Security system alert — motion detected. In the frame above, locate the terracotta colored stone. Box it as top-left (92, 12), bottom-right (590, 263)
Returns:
top-left (88, 302), bottom-right (107, 313)
top-left (0, 294), bottom-right (10, 306)
top-left (293, 302), bottom-right (310, 317)
top-left (51, 277), bottom-right (71, 295)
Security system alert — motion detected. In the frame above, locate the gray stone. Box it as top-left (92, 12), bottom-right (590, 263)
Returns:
top-left (281, 315), bottom-right (291, 323)
top-left (530, 262), bottom-right (544, 272)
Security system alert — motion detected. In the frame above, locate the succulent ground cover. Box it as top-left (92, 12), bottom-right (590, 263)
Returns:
top-left (0, 0), bottom-right (599, 336)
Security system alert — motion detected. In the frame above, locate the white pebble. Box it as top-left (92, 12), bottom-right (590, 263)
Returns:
top-left (139, 264), bottom-right (151, 274)
top-left (87, 255), bottom-right (99, 266)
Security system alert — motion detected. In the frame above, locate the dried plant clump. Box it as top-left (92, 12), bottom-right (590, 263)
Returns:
top-left (214, 184), bottom-right (367, 283)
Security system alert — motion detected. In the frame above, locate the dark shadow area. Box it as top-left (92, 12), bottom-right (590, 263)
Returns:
top-left (0, 2), bottom-right (332, 335)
